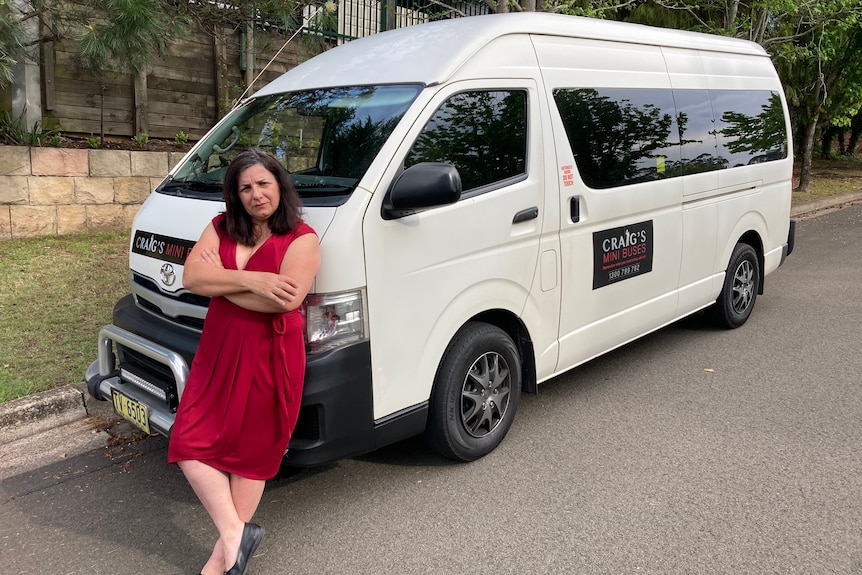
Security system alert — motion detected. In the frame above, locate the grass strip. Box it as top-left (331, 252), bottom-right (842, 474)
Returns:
top-left (0, 230), bottom-right (129, 402)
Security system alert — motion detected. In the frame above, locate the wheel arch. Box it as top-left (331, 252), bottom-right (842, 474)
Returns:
top-left (736, 229), bottom-right (765, 295)
top-left (719, 209), bottom-right (767, 296)
top-left (468, 309), bottom-right (537, 395)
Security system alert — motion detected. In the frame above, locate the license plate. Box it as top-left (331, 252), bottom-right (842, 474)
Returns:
top-left (111, 389), bottom-right (151, 434)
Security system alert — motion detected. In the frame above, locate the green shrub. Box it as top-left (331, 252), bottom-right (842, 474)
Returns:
top-left (47, 132), bottom-right (64, 147)
top-left (86, 133), bottom-right (101, 149)
top-left (175, 130), bottom-right (189, 147)
top-left (0, 109), bottom-right (49, 146)
top-left (132, 132), bottom-right (149, 149)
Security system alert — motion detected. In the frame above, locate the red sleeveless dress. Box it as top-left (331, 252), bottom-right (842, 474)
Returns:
top-left (168, 215), bottom-right (316, 480)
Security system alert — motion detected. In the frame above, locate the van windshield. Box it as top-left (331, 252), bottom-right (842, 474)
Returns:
top-left (161, 84), bottom-right (423, 206)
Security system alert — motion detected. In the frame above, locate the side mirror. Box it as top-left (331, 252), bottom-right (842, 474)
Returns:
top-left (382, 162), bottom-right (462, 220)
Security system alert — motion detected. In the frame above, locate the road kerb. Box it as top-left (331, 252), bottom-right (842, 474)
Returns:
top-left (0, 385), bottom-right (88, 445)
top-left (791, 190), bottom-right (862, 217)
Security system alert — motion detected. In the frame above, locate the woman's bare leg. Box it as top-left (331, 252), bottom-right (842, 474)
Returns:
top-left (230, 474), bottom-right (266, 521)
top-left (199, 477), bottom-right (265, 574)
top-left (200, 539), bottom-right (225, 575)
top-left (178, 460), bottom-right (245, 573)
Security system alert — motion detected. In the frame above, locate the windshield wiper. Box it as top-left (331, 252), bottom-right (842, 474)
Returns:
top-left (293, 183), bottom-right (354, 195)
top-left (160, 179), bottom-right (223, 194)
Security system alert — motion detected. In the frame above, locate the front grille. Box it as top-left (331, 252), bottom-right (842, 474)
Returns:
top-left (133, 274), bottom-right (211, 307)
top-left (137, 297), bottom-right (206, 330)
top-left (117, 345), bottom-right (179, 411)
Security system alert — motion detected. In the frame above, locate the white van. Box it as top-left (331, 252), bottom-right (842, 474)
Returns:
top-left (87, 12), bottom-right (795, 465)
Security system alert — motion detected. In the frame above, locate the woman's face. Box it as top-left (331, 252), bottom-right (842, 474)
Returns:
top-left (237, 162), bottom-right (281, 224)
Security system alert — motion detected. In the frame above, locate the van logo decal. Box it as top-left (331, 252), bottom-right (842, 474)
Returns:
top-left (593, 220), bottom-right (654, 289)
top-left (132, 231), bottom-right (196, 265)
top-left (160, 263), bottom-right (176, 287)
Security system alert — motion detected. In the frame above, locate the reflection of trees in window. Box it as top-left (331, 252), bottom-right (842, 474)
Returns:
top-left (716, 91), bottom-right (787, 166)
top-left (554, 89), bottom-right (677, 188)
top-left (326, 116), bottom-right (402, 178)
top-left (293, 87), bottom-right (377, 178)
top-left (231, 87), bottom-right (418, 178)
top-left (553, 88), bottom-right (788, 189)
top-left (406, 91), bottom-right (527, 192)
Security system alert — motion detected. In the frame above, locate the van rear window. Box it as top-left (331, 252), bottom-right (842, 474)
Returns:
top-left (553, 88), bottom-right (787, 189)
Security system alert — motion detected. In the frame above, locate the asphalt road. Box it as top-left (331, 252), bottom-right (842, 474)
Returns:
top-left (2, 204), bottom-right (861, 575)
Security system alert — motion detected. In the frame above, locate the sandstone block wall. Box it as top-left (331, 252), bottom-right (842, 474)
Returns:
top-left (0, 146), bottom-right (186, 240)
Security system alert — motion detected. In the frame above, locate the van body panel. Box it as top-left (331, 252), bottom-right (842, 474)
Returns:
top-left (130, 193), bottom-right (221, 298)
top-left (678, 201), bottom-right (719, 313)
top-left (662, 47), bottom-right (709, 90)
top-left (533, 36), bottom-right (672, 90)
top-left (309, 188), bottom-right (368, 293)
top-left (363, 71), bottom-right (547, 419)
top-left (534, 35), bottom-right (684, 372)
top-left (700, 49), bottom-right (782, 91)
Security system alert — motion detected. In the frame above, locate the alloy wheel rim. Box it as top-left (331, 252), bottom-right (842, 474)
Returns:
top-left (461, 351), bottom-right (512, 438)
top-left (731, 259), bottom-right (755, 314)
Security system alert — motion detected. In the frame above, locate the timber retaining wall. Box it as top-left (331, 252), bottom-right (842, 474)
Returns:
top-left (0, 146), bottom-right (185, 240)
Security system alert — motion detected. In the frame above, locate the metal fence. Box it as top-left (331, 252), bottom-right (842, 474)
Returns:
top-left (301, 0), bottom-right (491, 44)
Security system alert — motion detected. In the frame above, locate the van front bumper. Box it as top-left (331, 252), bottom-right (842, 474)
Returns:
top-left (86, 294), bottom-right (388, 467)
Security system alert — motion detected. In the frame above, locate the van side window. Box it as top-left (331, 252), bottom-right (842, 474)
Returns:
top-left (711, 90), bottom-right (788, 166)
top-left (405, 90), bottom-right (527, 193)
top-left (553, 88), bottom-right (788, 189)
top-left (673, 89), bottom-right (722, 175)
top-left (553, 88), bottom-right (680, 189)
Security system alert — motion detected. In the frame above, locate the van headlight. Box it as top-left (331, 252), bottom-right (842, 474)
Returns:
top-left (301, 289), bottom-right (368, 354)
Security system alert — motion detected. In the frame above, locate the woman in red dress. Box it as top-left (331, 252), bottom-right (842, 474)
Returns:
top-left (168, 149), bottom-right (320, 575)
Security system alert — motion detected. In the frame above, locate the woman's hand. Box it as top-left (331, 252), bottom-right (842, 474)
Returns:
top-left (245, 272), bottom-right (300, 308)
top-left (201, 248), bottom-right (224, 269)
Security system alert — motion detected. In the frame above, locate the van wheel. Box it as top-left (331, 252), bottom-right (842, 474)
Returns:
top-left (426, 322), bottom-right (521, 462)
top-left (708, 242), bottom-right (759, 329)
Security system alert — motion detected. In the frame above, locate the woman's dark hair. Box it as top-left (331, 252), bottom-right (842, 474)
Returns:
top-left (221, 149), bottom-right (303, 246)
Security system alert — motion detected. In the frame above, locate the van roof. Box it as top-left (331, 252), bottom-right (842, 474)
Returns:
top-left (254, 12), bottom-right (767, 96)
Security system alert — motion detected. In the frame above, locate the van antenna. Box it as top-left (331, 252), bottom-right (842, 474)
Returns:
top-left (233, 5), bottom-right (324, 109)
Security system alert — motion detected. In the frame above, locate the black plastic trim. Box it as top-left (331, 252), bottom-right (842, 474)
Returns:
top-left (373, 403), bottom-right (429, 450)
top-left (112, 294), bottom-right (201, 366)
top-left (787, 219), bottom-right (796, 257)
top-left (284, 341), bottom-right (375, 466)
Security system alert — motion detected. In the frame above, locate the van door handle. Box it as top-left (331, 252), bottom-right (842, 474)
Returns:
top-left (513, 207), bottom-right (539, 223)
top-left (570, 197), bottom-right (580, 223)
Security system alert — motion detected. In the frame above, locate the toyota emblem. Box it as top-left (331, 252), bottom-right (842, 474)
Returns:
top-left (160, 263), bottom-right (176, 287)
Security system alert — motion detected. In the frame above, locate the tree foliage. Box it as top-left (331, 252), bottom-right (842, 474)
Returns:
top-left (71, 0), bottom-right (190, 75)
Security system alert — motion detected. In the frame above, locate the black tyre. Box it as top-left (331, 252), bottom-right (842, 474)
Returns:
top-left (426, 322), bottom-right (521, 462)
top-left (708, 242), bottom-right (760, 329)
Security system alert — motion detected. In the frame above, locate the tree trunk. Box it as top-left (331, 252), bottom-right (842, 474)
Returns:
top-left (725, 0), bottom-right (739, 31)
top-left (245, 21), bottom-right (255, 90)
top-left (848, 111), bottom-right (862, 154)
top-left (821, 126), bottom-right (835, 158)
top-left (384, 0), bottom-right (397, 31)
top-left (133, 67), bottom-right (148, 136)
top-left (100, 85), bottom-right (106, 145)
top-left (796, 117), bottom-right (818, 193)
